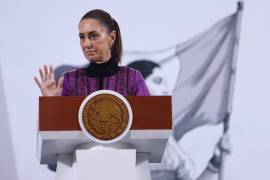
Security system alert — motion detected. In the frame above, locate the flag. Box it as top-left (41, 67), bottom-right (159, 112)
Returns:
top-left (123, 6), bottom-right (243, 179)
top-left (124, 8), bottom-right (242, 141)
top-left (170, 10), bottom-right (241, 140)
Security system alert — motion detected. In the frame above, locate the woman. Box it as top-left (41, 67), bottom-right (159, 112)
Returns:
top-left (34, 9), bottom-right (149, 97)
top-left (128, 60), bottom-right (231, 180)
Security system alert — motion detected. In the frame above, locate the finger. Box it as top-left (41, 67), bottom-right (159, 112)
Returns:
top-left (44, 64), bottom-right (49, 81)
top-left (39, 68), bottom-right (45, 83)
top-left (34, 76), bottom-right (41, 88)
top-left (222, 141), bottom-right (231, 154)
top-left (57, 76), bottom-right (64, 90)
top-left (218, 137), bottom-right (231, 154)
top-left (221, 133), bottom-right (230, 146)
top-left (49, 64), bottom-right (55, 80)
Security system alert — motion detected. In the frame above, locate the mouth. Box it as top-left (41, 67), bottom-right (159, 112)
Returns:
top-left (85, 51), bottom-right (96, 56)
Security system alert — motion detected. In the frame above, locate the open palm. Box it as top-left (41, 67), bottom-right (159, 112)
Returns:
top-left (34, 65), bottom-right (64, 96)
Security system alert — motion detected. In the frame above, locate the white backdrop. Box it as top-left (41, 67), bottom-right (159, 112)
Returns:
top-left (0, 0), bottom-right (269, 180)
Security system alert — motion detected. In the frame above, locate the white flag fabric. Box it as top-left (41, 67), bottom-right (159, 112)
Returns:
top-left (171, 12), bottom-right (239, 140)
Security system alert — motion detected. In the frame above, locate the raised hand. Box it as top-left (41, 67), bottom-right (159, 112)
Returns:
top-left (206, 132), bottom-right (231, 173)
top-left (215, 132), bottom-right (231, 156)
top-left (34, 65), bottom-right (64, 96)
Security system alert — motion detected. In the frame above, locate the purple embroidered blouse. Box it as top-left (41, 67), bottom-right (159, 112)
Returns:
top-left (61, 64), bottom-right (150, 96)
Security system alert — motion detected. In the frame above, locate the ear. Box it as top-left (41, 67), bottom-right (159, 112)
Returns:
top-left (109, 30), bottom-right (116, 47)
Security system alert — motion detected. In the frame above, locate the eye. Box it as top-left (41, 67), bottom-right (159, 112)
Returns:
top-left (79, 34), bottom-right (84, 40)
top-left (89, 33), bottom-right (98, 40)
top-left (153, 77), bottom-right (162, 84)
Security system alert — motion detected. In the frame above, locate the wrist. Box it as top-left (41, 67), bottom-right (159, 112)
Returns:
top-left (206, 155), bottom-right (221, 173)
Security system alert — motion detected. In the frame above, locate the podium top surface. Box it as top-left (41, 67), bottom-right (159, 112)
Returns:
top-left (39, 96), bottom-right (172, 131)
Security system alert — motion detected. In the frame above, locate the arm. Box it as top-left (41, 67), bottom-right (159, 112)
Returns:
top-left (196, 133), bottom-right (231, 180)
top-left (196, 155), bottom-right (221, 180)
top-left (151, 136), bottom-right (195, 180)
top-left (196, 163), bottom-right (219, 180)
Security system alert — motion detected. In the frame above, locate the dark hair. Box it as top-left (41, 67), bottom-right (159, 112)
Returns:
top-left (80, 9), bottom-right (122, 64)
top-left (127, 60), bottom-right (160, 79)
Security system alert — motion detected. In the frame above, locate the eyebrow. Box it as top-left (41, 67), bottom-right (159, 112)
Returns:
top-left (79, 31), bottom-right (98, 36)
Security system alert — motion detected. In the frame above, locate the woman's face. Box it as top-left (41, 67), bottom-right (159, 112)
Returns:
top-left (78, 18), bottom-right (116, 63)
top-left (145, 67), bottom-right (168, 95)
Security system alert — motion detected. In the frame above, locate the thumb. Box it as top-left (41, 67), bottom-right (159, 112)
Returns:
top-left (57, 76), bottom-right (64, 90)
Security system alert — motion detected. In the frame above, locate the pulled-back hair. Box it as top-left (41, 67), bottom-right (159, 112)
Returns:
top-left (80, 9), bottom-right (122, 64)
top-left (127, 60), bottom-right (160, 79)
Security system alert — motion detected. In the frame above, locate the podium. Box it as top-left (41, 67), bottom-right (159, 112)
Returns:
top-left (37, 92), bottom-right (172, 180)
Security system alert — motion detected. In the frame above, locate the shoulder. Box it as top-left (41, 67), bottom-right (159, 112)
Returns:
top-left (119, 66), bottom-right (143, 79)
top-left (119, 66), bottom-right (136, 73)
top-left (62, 68), bottom-right (86, 78)
top-left (120, 66), bottom-right (150, 96)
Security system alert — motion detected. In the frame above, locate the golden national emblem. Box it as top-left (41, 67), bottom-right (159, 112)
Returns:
top-left (81, 93), bottom-right (129, 141)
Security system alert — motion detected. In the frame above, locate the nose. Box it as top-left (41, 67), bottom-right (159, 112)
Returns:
top-left (161, 83), bottom-right (169, 95)
top-left (82, 38), bottom-right (93, 49)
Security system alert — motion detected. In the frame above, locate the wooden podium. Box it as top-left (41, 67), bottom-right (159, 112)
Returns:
top-left (37, 93), bottom-right (172, 180)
